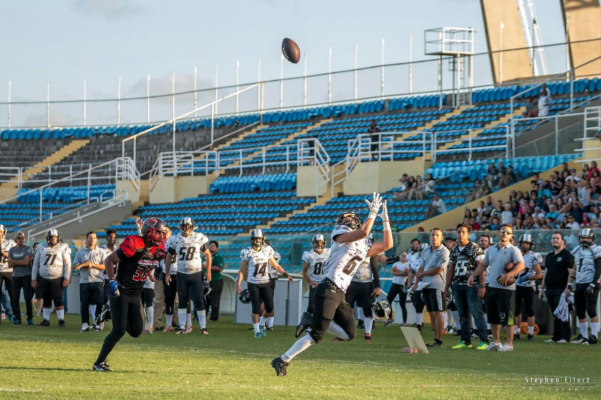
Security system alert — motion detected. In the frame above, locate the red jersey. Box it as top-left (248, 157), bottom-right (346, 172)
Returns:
top-left (115, 235), bottom-right (164, 296)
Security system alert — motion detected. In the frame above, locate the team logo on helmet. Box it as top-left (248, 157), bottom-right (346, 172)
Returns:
top-left (335, 212), bottom-right (362, 231)
top-left (312, 234), bottom-right (325, 251)
top-left (250, 229), bottom-right (265, 249)
top-left (141, 218), bottom-right (167, 247)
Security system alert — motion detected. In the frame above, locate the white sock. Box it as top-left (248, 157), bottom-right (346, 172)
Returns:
top-left (56, 309), bottom-right (64, 320)
top-left (197, 310), bottom-right (206, 329)
top-left (43, 308), bottom-right (51, 321)
top-left (146, 308), bottom-right (154, 329)
top-left (452, 311), bottom-right (460, 329)
top-left (282, 334), bottom-right (315, 362)
top-left (186, 313), bottom-right (192, 328)
top-left (178, 309), bottom-right (187, 330)
top-left (416, 313), bottom-right (424, 325)
top-left (579, 322), bottom-right (589, 339)
top-left (327, 322), bottom-right (350, 340)
top-left (259, 315), bottom-right (266, 326)
top-left (528, 326), bottom-right (534, 335)
top-left (89, 305), bottom-right (97, 324)
top-left (365, 317), bottom-right (374, 335)
top-left (357, 308), bottom-right (364, 320)
top-left (253, 322), bottom-right (260, 334)
top-left (82, 322), bottom-right (89, 329)
top-left (166, 314), bottom-right (173, 327)
top-left (591, 322), bottom-right (599, 336)
top-left (443, 312), bottom-right (448, 328)
top-left (267, 316), bottom-right (274, 328)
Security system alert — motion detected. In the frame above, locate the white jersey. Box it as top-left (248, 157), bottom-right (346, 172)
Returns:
top-left (241, 246), bottom-right (274, 284)
top-left (323, 225), bottom-right (372, 292)
top-left (0, 239), bottom-right (17, 272)
top-left (143, 275), bottom-right (155, 289)
top-left (352, 256), bottom-right (374, 283)
top-left (406, 250), bottom-right (422, 285)
top-left (168, 232), bottom-right (209, 275)
top-left (32, 243), bottom-right (72, 280)
top-left (302, 248), bottom-right (331, 283)
top-left (572, 244), bottom-right (601, 284)
top-left (516, 251), bottom-right (542, 288)
top-left (162, 236), bottom-right (177, 275)
top-left (101, 244), bottom-right (116, 280)
top-left (392, 261), bottom-right (409, 285)
top-left (266, 246), bottom-right (281, 279)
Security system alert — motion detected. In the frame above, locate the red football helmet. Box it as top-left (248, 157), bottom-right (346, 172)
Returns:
top-left (141, 218), bottom-right (167, 246)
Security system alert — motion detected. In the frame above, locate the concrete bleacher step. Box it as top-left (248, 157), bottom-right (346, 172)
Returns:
top-left (0, 139), bottom-right (90, 189)
top-left (242, 182), bottom-right (336, 236)
top-left (195, 124), bottom-right (266, 161)
top-left (225, 119), bottom-right (333, 171)
top-left (435, 106), bottom-right (525, 153)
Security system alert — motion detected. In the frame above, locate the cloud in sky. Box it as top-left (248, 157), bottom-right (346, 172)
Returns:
top-left (72, 0), bottom-right (147, 19)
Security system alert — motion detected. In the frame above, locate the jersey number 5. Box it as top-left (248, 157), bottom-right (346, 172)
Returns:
top-left (179, 247), bottom-right (197, 261)
top-left (133, 266), bottom-right (152, 282)
top-left (342, 255), bottom-right (363, 275)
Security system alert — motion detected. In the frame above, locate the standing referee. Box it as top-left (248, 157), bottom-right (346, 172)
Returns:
top-left (539, 232), bottom-right (575, 343)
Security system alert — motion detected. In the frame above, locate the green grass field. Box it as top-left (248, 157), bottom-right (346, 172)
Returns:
top-left (0, 314), bottom-right (599, 398)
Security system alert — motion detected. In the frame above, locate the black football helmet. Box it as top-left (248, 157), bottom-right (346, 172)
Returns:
top-left (179, 217), bottom-right (196, 235)
top-left (203, 277), bottom-right (212, 297)
top-left (46, 229), bottom-right (60, 246)
top-left (371, 296), bottom-right (391, 320)
top-left (239, 289), bottom-right (251, 304)
top-left (335, 212), bottom-right (362, 230)
top-left (250, 229), bottom-right (265, 250)
top-left (141, 218), bottom-right (167, 247)
top-left (579, 228), bottom-right (595, 248)
top-left (312, 234), bottom-right (325, 251)
top-left (518, 234), bottom-right (534, 251)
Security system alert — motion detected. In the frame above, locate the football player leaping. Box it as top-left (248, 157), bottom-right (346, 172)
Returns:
top-left (237, 229), bottom-right (294, 338)
top-left (93, 218), bottom-right (167, 372)
top-left (165, 218), bottom-right (211, 335)
top-left (296, 235), bottom-right (330, 337)
top-left (272, 193), bottom-right (392, 376)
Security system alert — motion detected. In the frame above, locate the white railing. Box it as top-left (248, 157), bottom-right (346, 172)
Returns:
top-left (149, 151), bottom-right (218, 191)
top-left (584, 106), bottom-right (601, 139)
top-left (0, 157), bottom-right (139, 224)
top-left (297, 138), bottom-right (331, 200)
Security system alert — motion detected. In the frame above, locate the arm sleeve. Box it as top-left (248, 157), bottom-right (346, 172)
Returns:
top-left (32, 250), bottom-right (40, 280)
top-left (168, 246), bottom-right (176, 255)
top-left (370, 257), bottom-right (380, 288)
top-left (593, 258), bottom-right (601, 284)
top-left (63, 247), bottom-right (72, 279)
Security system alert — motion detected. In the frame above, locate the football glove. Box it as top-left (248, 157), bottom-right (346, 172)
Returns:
top-left (378, 200), bottom-right (389, 222)
top-left (365, 192), bottom-right (383, 220)
top-left (153, 248), bottom-right (166, 261)
top-left (586, 283), bottom-right (597, 295)
top-left (107, 280), bottom-right (120, 298)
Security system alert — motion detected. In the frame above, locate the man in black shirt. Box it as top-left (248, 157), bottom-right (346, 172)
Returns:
top-left (368, 120), bottom-right (381, 161)
top-left (539, 232), bottom-right (574, 343)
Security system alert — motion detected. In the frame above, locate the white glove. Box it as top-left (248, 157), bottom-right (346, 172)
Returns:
top-left (365, 192), bottom-right (383, 220)
top-left (378, 200), bottom-right (389, 222)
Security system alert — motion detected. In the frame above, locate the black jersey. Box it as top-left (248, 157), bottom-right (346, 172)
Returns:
top-left (449, 242), bottom-right (485, 286)
top-left (114, 235), bottom-right (164, 296)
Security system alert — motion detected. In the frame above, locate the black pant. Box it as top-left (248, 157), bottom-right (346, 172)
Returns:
top-left (387, 283), bottom-right (407, 322)
top-left (164, 274), bottom-right (177, 315)
top-left (0, 272), bottom-right (13, 314)
top-left (38, 276), bottom-right (64, 308)
top-left (80, 282), bottom-right (104, 324)
top-left (345, 281), bottom-right (374, 317)
top-left (95, 293), bottom-right (144, 365)
top-left (574, 283), bottom-right (600, 319)
top-left (515, 285), bottom-right (535, 318)
top-left (309, 279), bottom-right (356, 344)
top-left (12, 275), bottom-right (33, 321)
top-left (176, 272), bottom-right (205, 312)
top-left (413, 290), bottom-right (425, 314)
top-left (207, 279), bottom-right (224, 321)
top-left (307, 287), bottom-right (317, 314)
top-left (248, 282), bottom-right (274, 314)
top-left (545, 288), bottom-right (571, 341)
top-left (142, 288), bottom-right (155, 308)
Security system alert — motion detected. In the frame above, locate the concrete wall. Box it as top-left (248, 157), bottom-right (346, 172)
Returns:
top-left (149, 174), bottom-right (217, 204)
top-left (343, 160), bottom-right (432, 195)
top-left (561, 0), bottom-right (601, 79)
top-left (116, 180), bottom-right (140, 203)
top-left (297, 166), bottom-right (328, 197)
top-left (480, 0), bottom-right (533, 84)
top-left (0, 187), bottom-right (18, 202)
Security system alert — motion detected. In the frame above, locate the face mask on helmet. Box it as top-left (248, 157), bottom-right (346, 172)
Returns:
top-left (371, 297), bottom-right (391, 320)
top-left (312, 234), bottom-right (325, 251)
top-left (336, 212), bottom-right (362, 230)
top-left (580, 229), bottom-right (595, 248)
top-left (180, 218), bottom-right (195, 235)
top-left (142, 218), bottom-right (167, 247)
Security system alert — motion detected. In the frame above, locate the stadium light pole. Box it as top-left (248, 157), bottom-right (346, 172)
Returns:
top-left (328, 46), bottom-right (332, 104)
top-left (117, 77), bottom-right (121, 127)
top-left (381, 38), bottom-right (385, 98)
top-left (304, 52), bottom-right (308, 108)
top-left (83, 78), bottom-right (87, 126)
top-left (354, 43), bottom-right (358, 101)
top-left (194, 67), bottom-right (197, 118)
top-left (409, 35), bottom-right (413, 94)
top-left (280, 54), bottom-right (284, 111)
top-left (7, 81), bottom-right (11, 128)
top-left (46, 80), bottom-right (50, 128)
top-left (215, 64), bottom-right (219, 116)
top-left (147, 75), bottom-right (150, 123)
top-left (236, 61), bottom-right (240, 115)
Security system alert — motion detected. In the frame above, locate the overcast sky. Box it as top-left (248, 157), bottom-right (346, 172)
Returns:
top-left (0, 0), bottom-right (567, 127)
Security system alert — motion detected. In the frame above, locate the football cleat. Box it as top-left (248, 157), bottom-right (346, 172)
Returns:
top-left (182, 326), bottom-right (193, 334)
top-left (81, 324), bottom-right (90, 332)
top-left (588, 335), bottom-right (597, 345)
top-left (514, 333), bottom-right (521, 341)
top-left (164, 326), bottom-right (174, 333)
top-left (486, 343), bottom-right (502, 351)
top-left (416, 324), bottom-right (422, 333)
top-left (295, 312), bottom-right (313, 338)
top-left (92, 362), bottom-right (112, 372)
top-left (201, 328), bottom-right (209, 335)
top-left (544, 338), bottom-right (557, 343)
top-left (571, 337), bottom-right (589, 344)
top-left (38, 319), bottom-right (50, 327)
top-left (452, 341), bottom-right (472, 349)
top-left (145, 328), bottom-right (153, 335)
top-left (384, 319), bottom-right (394, 327)
top-left (364, 334), bottom-right (372, 343)
top-left (58, 319), bottom-right (66, 327)
top-left (528, 334), bottom-right (533, 341)
top-left (356, 319), bottom-right (365, 329)
top-left (426, 341), bottom-right (443, 348)
top-left (254, 332), bottom-right (262, 338)
top-left (27, 319), bottom-right (34, 326)
top-left (260, 325), bottom-right (267, 337)
top-left (556, 339), bottom-right (568, 343)
top-left (96, 304), bottom-right (111, 325)
top-left (271, 357), bottom-right (288, 377)
top-left (12, 319), bottom-right (21, 325)
top-left (476, 342), bottom-right (488, 350)
top-left (94, 325), bottom-right (101, 332)
top-left (266, 326), bottom-right (273, 331)
top-left (498, 344), bottom-right (514, 352)
top-left (470, 330), bottom-right (478, 339)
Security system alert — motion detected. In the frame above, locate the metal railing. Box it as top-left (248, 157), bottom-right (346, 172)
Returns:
top-left (297, 138), bottom-right (331, 200)
top-left (149, 151), bottom-right (218, 191)
top-left (0, 157), bottom-right (139, 224)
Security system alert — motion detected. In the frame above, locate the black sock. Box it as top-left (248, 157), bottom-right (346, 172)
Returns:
top-left (435, 338), bottom-right (443, 345)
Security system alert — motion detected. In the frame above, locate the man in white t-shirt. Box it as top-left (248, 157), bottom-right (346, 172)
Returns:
top-left (501, 203), bottom-right (514, 225)
top-left (384, 252), bottom-right (410, 326)
top-left (425, 194), bottom-right (447, 219)
top-left (538, 83), bottom-right (551, 117)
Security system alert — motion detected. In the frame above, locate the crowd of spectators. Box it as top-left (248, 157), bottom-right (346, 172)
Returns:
top-left (393, 173), bottom-right (436, 201)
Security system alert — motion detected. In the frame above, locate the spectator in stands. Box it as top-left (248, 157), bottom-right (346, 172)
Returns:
top-left (581, 214), bottom-right (592, 228)
top-left (546, 204), bottom-right (559, 221)
top-left (486, 163), bottom-right (498, 190)
top-left (523, 97), bottom-right (538, 118)
top-left (424, 173), bottom-right (435, 195)
top-left (480, 216), bottom-right (490, 230)
top-left (501, 203), bottom-right (514, 225)
top-left (538, 83), bottom-right (552, 117)
top-left (489, 216), bottom-right (501, 231)
top-left (394, 176), bottom-right (416, 201)
top-left (368, 120), bottom-right (381, 161)
top-left (499, 166), bottom-right (518, 188)
top-left (566, 168), bottom-right (581, 185)
top-left (571, 201), bottom-right (585, 223)
top-left (523, 215), bottom-right (535, 229)
top-left (566, 214), bottom-right (580, 230)
top-left (407, 175), bottom-right (425, 201)
top-left (543, 217), bottom-right (558, 230)
top-left (513, 217), bottom-right (524, 230)
top-left (470, 217), bottom-right (480, 231)
top-left (425, 193), bottom-right (447, 220)
top-left (464, 209), bottom-right (473, 221)
top-left (588, 161), bottom-right (599, 179)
